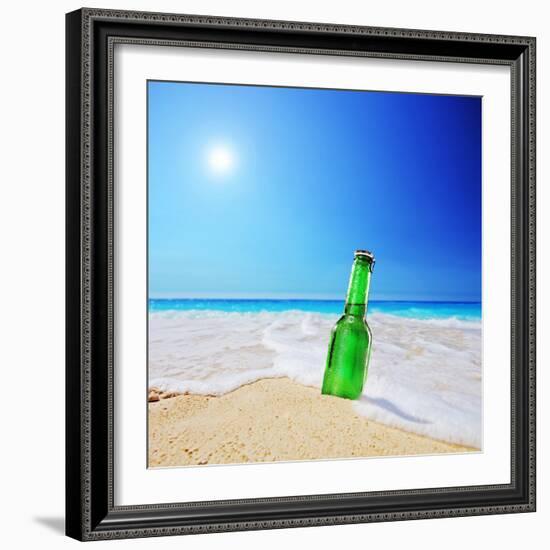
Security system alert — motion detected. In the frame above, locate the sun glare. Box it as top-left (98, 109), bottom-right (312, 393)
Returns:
top-left (207, 146), bottom-right (235, 175)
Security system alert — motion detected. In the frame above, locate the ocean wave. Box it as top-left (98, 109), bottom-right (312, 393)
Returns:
top-left (150, 308), bottom-right (480, 326)
top-left (368, 312), bottom-right (481, 329)
top-left (149, 310), bottom-right (481, 447)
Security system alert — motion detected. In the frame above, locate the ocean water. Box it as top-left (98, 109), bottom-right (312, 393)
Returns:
top-left (149, 299), bottom-right (482, 448)
top-left (150, 298), bottom-right (481, 320)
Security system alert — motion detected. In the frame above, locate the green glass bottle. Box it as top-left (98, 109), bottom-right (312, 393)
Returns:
top-left (322, 250), bottom-right (375, 400)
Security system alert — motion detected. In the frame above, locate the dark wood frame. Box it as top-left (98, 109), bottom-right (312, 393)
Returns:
top-left (66, 7), bottom-right (536, 541)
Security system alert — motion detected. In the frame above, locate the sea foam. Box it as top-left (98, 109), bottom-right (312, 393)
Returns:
top-left (149, 310), bottom-right (481, 448)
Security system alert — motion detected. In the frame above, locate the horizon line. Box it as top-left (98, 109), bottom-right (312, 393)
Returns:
top-left (149, 296), bottom-right (482, 304)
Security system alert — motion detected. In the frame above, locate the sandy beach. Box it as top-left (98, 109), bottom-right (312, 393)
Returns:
top-left (149, 308), bottom-right (482, 450)
top-left (148, 377), bottom-right (475, 468)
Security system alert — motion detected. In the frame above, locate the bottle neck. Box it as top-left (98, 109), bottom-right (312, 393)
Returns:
top-left (344, 257), bottom-right (373, 317)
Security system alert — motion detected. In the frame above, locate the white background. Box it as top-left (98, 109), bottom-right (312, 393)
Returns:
top-left (116, 46), bottom-right (511, 504)
top-left (0, 0), bottom-right (546, 548)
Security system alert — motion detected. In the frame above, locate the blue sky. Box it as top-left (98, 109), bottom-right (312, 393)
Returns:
top-left (148, 81), bottom-right (481, 302)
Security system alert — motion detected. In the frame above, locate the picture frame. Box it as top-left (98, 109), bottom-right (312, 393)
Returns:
top-left (65, 7), bottom-right (536, 541)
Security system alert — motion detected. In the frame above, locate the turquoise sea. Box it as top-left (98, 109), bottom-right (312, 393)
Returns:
top-left (149, 299), bottom-right (481, 321)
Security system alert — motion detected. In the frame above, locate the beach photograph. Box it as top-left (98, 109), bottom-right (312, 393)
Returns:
top-left (147, 80), bottom-right (482, 468)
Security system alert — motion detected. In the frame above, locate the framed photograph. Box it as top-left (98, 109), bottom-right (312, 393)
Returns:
top-left (65, 8), bottom-right (536, 541)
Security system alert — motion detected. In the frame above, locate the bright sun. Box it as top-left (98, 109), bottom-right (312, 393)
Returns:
top-left (207, 146), bottom-right (235, 175)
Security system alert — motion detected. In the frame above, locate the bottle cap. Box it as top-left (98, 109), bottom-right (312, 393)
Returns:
top-left (354, 249), bottom-right (375, 270)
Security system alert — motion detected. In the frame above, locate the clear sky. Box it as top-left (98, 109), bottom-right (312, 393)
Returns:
top-left (148, 81), bottom-right (481, 302)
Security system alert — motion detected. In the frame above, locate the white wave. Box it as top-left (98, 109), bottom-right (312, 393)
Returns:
top-left (149, 310), bottom-right (481, 448)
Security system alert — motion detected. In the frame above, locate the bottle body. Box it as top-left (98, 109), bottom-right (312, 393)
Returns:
top-left (322, 315), bottom-right (372, 399)
top-left (321, 251), bottom-right (374, 400)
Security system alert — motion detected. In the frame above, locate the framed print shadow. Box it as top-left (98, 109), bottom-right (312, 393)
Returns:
top-left (65, 8), bottom-right (536, 541)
